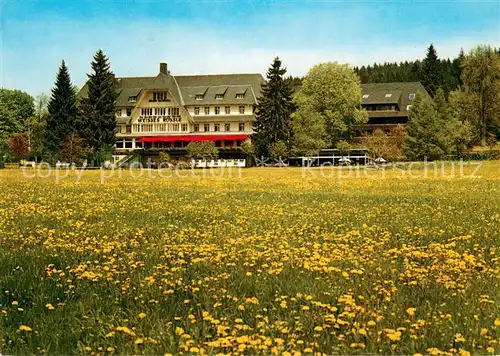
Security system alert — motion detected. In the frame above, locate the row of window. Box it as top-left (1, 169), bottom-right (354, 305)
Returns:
top-left (195, 93), bottom-right (245, 100)
top-left (140, 107), bottom-right (180, 116)
top-left (151, 92), bottom-right (168, 102)
top-left (133, 123), bottom-right (189, 133)
top-left (193, 123), bottom-right (246, 132)
top-left (118, 106), bottom-right (247, 117)
top-left (194, 106), bottom-right (245, 115)
top-left (362, 93), bottom-right (416, 100)
top-left (124, 122), bottom-right (247, 133)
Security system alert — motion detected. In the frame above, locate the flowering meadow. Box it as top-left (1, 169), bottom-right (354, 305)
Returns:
top-left (0, 162), bottom-right (499, 355)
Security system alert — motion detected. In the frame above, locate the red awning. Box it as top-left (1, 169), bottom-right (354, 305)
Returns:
top-left (138, 135), bottom-right (249, 143)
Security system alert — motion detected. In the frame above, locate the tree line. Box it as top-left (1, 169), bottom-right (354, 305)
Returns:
top-left (0, 50), bottom-right (118, 165)
top-left (253, 44), bottom-right (500, 160)
top-left (1, 44), bottom-right (499, 166)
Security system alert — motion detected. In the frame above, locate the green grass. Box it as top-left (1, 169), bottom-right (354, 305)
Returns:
top-left (0, 162), bottom-right (499, 354)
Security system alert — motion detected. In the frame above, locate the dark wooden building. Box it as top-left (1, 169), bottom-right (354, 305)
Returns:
top-left (355, 82), bottom-right (430, 135)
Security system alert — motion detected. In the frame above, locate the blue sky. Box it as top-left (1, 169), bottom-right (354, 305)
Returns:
top-left (1, 0), bottom-right (499, 96)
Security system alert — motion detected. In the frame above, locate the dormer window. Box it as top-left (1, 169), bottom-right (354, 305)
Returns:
top-left (409, 93), bottom-right (416, 100)
top-left (152, 92), bottom-right (168, 102)
top-left (215, 94), bottom-right (224, 100)
top-left (128, 96), bottom-right (137, 103)
top-left (385, 93), bottom-right (392, 98)
top-left (236, 93), bottom-right (244, 99)
top-left (195, 94), bottom-right (203, 100)
top-left (362, 94), bottom-right (369, 99)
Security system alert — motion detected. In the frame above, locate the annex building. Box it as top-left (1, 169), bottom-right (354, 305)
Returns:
top-left (80, 63), bottom-right (264, 154)
top-left (356, 82), bottom-right (429, 135)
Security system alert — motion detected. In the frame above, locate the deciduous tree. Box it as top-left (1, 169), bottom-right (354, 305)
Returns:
top-left (292, 62), bottom-right (367, 153)
top-left (0, 89), bottom-right (34, 135)
top-left (461, 45), bottom-right (500, 145)
top-left (186, 141), bottom-right (219, 160)
top-left (8, 133), bottom-right (29, 160)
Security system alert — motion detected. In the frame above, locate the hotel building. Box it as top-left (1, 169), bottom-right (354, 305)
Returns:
top-left (356, 82), bottom-right (429, 135)
top-left (79, 63), bottom-right (264, 155)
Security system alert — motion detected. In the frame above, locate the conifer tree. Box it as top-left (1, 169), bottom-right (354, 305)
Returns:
top-left (422, 44), bottom-right (443, 97)
top-left (46, 60), bottom-right (80, 156)
top-left (80, 50), bottom-right (118, 154)
top-left (253, 57), bottom-right (296, 157)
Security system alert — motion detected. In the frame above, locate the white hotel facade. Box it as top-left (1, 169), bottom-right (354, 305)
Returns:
top-left (80, 63), bottom-right (264, 153)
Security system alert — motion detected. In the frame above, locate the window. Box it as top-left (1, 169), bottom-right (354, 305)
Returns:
top-left (126, 108), bottom-right (132, 116)
top-left (194, 124), bottom-right (200, 132)
top-left (194, 107), bottom-right (200, 115)
top-left (385, 93), bottom-right (392, 98)
top-left (239, 106), bottom-right (245, 114)
top-left (406, 104), bottom-right (413, 111)
top-left (169, 107), bottom-right (180, 116)
top-left (215, 106), bottom-right (220, 115)
top-left (204, 107), bottom-right (210, 115)
top-left (155, 107), bottom-right (166, 116)
top-left (215, 94), bottom-right (224, 100)
top-left (204, 123), bottom-right (210, 132)
top-left (124, 140), bottom-right (133, 149)
top-left (126, 125), bottom-right (131, 133)
top-left (236, 93), bottom-right (244, 99)
top-left (157, 123), bottom-right (167, 132)
top-left (116, 140), bottom-right (124, 149)
top-left (225, 106), bottom-right (231, 114)
top-left (195, 94), bottom-right (203, 100)
top-left (409, 93), bottom-right (416, 100)
top-left (128, 96), bottom-right (137, 103)
top-left (141, 108), bottom-right (153, 116)
top-left (239, 123), bottom-right (245, 132)
top-left (172, 124), bottom-right (180, 132)
top-left (116, 110), bottom-right (122, 117)
top-left (225, 123), bottom-right (231, 132)
top-left (362, 94), bottom-right (369, 99)
top-left (182, 123), bottom-right (188, 132)
top-left (152, 92), bottom-right (167, 102)
top-left (214, 123), bottom-right (220, 132)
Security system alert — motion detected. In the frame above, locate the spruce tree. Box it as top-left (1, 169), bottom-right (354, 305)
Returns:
top-left (422, 44), bottom-right (443, 97)
top-left (80, 50), bottom-right (118, 153)
top-left (253, 57), bottom-right (296, 157)
top-left (46, 60), bottom-right (80, 156)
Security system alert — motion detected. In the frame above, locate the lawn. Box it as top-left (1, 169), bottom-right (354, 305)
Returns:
top-left (0, 162), bottom-right (499, 355)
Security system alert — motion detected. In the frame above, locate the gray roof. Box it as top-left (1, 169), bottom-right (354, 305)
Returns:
top-left (78, 71), bottom-right (265, 109)
top-left (361, 82), bottom-right (429, 115)
top-left (362, 90), bottom-right (401, 105)
top-left (181, 85), bottom-right (257, 105)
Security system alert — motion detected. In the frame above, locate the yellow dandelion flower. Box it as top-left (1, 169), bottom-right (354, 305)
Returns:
top-left (454, 333), bottom-right (465, 342)
top-left (138, 312), bottom-right (146, 319)
top-left (175, 327), bottom-right (185, 336)
top-left (406, 307), bottom-right (416, 316)
top-left (46, 304), bottom-right (55, 310)
top-left (19, 325), bottom-right (32, 332)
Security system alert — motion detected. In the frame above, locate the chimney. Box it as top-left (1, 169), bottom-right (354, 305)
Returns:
top-left (159, 62), bottom-right (168, 75)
